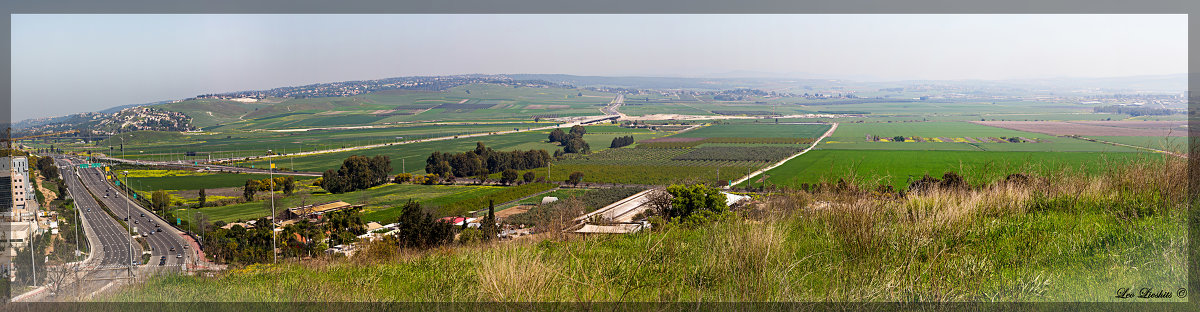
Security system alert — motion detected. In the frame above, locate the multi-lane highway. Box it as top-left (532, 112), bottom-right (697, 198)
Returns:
top-left (73, 160), bottom-right (192, 267)
top-left (18, 156), bottom-right (201, 301)
top-left (14, 158), bottom-right (146, 301)
top-left (59, 158), bottom-right (142, 267)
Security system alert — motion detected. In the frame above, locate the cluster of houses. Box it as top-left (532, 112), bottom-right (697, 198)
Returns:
top-left (227, 189), bottom-right (752, 257)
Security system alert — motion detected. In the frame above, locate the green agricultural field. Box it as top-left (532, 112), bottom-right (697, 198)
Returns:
top-left (745, 149), bottom-right (1161, 189)
top-left (619, 102), bottom-right (716, 116)
top-left (92, 122), bottom-right (552, 162)
top-left (819, 122), bottom-right (1143, 152)
top-left (121, 170), bottom-right (272, 192)
top-left (236, 126), bottom-right (663, 174)
top-left (516, 163), bottom-right (751, 186)
top-left (156, 83), bottom-right (618, 131)
top-left (481, 124), bottom-right (828, 185)
top-left (671, 124), bottom-right (830, 138)
top-left (156, 99), bottom-right (272, 130)
top-left (792, 100), bottom-right (1095, 117)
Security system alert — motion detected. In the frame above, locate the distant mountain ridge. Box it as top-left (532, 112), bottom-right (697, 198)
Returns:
top-left (13, 73), bottom-right (1185, 131)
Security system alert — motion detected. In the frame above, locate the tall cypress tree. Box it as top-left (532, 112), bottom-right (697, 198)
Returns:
top-left (481, 199), bottom-right (498, 242)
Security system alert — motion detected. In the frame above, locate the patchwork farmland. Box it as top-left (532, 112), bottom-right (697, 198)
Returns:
top-left (21, 72), bottom-right (1185, 303)
top-left (508, 123), bottom-right (833, 185)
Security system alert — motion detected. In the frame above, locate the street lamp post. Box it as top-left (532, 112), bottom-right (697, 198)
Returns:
top-left (123, 170), bottom-right (134, 277)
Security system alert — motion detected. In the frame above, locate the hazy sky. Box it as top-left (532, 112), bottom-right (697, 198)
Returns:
top-left (11, 14), bottom-right (1187, 121)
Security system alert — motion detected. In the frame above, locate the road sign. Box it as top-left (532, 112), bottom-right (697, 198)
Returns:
top-left (177, 218), bottom-right (181, 225)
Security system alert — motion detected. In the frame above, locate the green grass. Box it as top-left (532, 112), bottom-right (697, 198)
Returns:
top-left (672, 124), bottom-right (830, 138)
top-left (124, 171), bottom-right (272, 191)
top-left (747, 149), bottom-right (1158, 189)
top-left (1083, 136), bottom-right (1187, 154)
top-left (519, 163), bottom-right (752, 186)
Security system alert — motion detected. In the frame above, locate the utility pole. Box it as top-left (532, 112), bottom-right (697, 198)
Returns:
top-left (70, 165), bottom-right (82, 299)
top-left (269, 151), bottom-right (276, 264)
top-left (29, 222), bottom-right (36, 287)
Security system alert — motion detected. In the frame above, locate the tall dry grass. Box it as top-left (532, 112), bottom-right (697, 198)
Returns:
top-left (98, 155), bottom-right (1187, 302)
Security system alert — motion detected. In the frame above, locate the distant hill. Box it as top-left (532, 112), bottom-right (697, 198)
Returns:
top-left (14, 73), bottom-right (1185, 136)
top-left (1004, 74), bottom-right (1187, 93)
top-left (510, 74), bottom-right (801, 90)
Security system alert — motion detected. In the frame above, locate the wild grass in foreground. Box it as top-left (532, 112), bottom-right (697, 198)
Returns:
top-left (99, 156), bottom-right (1187, 302)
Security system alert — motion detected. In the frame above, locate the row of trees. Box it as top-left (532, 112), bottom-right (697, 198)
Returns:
top-left (320, 155), bottom-right (392, 194)
top-left (243, 176), bottom-right (297, 201)
top-left (609, 135), bottom-right (635, 148)
top-left (202, 217), bottom-right (275, 264)
top-left (425, 143), bottom-right (550, 179)
top-left (1093, 105), bottom-right (1178, 116)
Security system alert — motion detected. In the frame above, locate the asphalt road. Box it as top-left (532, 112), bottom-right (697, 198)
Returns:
top-left (75, 162), bottom-right (191, 267)
top-left (17, 157), bottom-right (203, 301)
top-left (16, 158), bottom-right (146, 302)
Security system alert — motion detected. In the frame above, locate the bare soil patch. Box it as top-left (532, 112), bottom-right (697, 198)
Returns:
top-left (495, 205), bottom-right (532, 221)
top-left (1066, 120), bottom-right (1187, 131)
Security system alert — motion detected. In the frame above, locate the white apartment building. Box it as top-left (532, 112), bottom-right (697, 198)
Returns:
top-left (1, 156), bottom-right (35, 221)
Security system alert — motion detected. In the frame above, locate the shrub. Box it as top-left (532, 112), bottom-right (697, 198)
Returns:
top-left (567, 172), bottom-right (584, 186)
top-left (663, 184), bottom-right (728, 221)
top-left (609, 135), bottom-right (635, 148)
top-left (458, 228), bottom-right (483, 245)
top-left (501, 169), bottom-right (519, 185)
